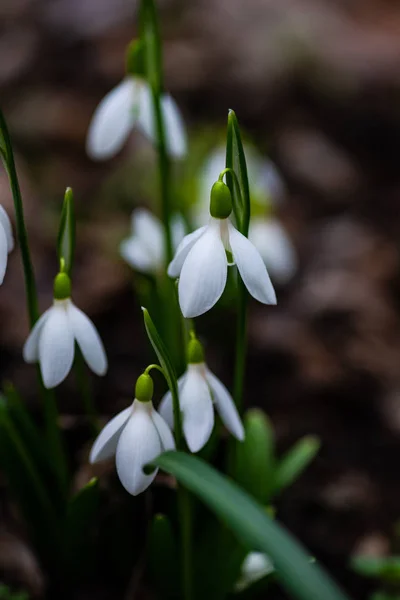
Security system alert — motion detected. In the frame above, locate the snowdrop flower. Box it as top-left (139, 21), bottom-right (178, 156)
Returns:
top-left (249, 217), bottom-right (297, 284)
top-left (90, 372), bottom-right (174, 495)
top-left (168, 180), bottom-right (276, 318)
top-left (86, 67), bottom-right (187, 160)
top-left (23, 272), bottom-right (107, 389)
top-left (120, 208), bottom-right (186, 274)
top-left (235, 552), bottom-right (275, 592)
top-left (0, 205), bottom-right (14, 284)
top-left (159, 336), bottom-right (244, 452)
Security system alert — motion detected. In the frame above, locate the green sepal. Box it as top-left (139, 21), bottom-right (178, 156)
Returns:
top-left (209, 181), bottom-right (232, 219)
top-left (225, 110), bottom-right (250, 236)
top-left (273, 435), bottom-right (320, 494)
top-left (57, 187), bottom-right (75, 276)
top-left (148, 514), bottom-right (180, 598)
top-left (135, 373), bottom-right (154, 403)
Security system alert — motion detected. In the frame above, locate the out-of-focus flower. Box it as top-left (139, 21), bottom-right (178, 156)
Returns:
top-left (235, 552), bottom-right (275, 592)
top-left (23, 273), bottom-right (107, 389)
top-left (120, 208), bottom-right (186, 274)
top-left (90, 373), bottom-right (174, 495)
top-left (249, 217), bottom-right (297, 284)
top-left (168, 181), bottom-right (276, 318)
top-left (86, 77), bottom-right (187, 160)
top-left (0, 205), bottom-right (14, 284)
top-left (159, 336), bottom-right (244, 452)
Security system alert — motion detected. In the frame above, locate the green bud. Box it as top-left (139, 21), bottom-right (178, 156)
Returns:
top-left (126, 40), bottom-right (145, 77)
top-left (53, 272), bottom-right (71, 300)
top-left (135, 373), bottom-right (154, 403)
top-left (187, 337), bottom-right (204, 364)
top-left (209, 181), bottom-right (232, 219)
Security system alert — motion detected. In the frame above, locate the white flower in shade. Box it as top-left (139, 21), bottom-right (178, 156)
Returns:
top-left (86, 77), bottom-right (187, 161)
top-left (0, 205), bottom-right (14, 284)
top-left (159, 337), bottom-right (244, 452)
top-left (90, 373), bottom-right (175, 496)
top-left (249, 217), bottom-right (297, 285)
top-left (120, 208), bottom-right (186, 274)
top-left (235, 552), bottom-right (275, 592)
top-left (23, 273), bottom-right (107, 389)
top-left (168, 181), bottom-right (276, 319)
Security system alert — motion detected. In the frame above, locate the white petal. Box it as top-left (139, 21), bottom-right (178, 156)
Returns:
top-left (116, 401), bottom-right (161, 496)
top-left (120, 237), bottom-right (160, 272)
top-left (206, 368), bottom-right (244, 441)
top-left (151, 408), bottom-right (175, 451)
top-left (167, 226), bottom-right (207, 278)
top-left (228, 223), bottom-right (277, 305)
top-left (89, 406), bottom-right (132, 463)
top-left (67, 302), bottom-right (107, 376)
top-left (22, 308), bottom-right (52, 363)
top-left (131, 208), bottom-right (163, 250)
top-left (171, 213), bottom-right (186, 251)
top-left (180, 365), bottom-right (214, 452)
top-left (162, 94), bottom-right (187, 159)
top-left (0, 205), bottom-right (14, 252)
top-left (0, 224), bottom-right (9, 284)
top-left (178, 220), bottom-right (227, 318)
top-left (38, 302), bottom-right (75, 388)
top-left (255, 160), bottom-right (285, 205)
top-left (86, 78), bottom-right (136, 160)
top-left (249, 218), bottom-right (297, 284)
top-left (236, 552), bottom-right (274, 591)
top-left (134, 82), bottom-right (155, 143)
top-left (158, 374), bottom-right (186, 428)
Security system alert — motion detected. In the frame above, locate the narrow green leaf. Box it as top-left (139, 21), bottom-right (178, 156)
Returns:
top-left (225, 109), bottom-right (250, 236)
top-left (351, 555), bottom-right (400, 582)
top-left (57, 187), bottom-right (75, 275)
top-left (235, 408), bottom-right (276, 503)
top-left (152, 451), bottom-right (351, 600)
top-left (138, 0), bottom-right (163, 93)
top-left (274, 435), bottom-right (320, 494)
top-left (148, 514), bottom-right (180, 598)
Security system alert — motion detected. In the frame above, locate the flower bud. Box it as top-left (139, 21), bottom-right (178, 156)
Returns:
top-left (209, 181), bottom-right (232, 219)
top-left (135, 373), bottom-right (154, 403)
top-left (126, 40), bottom-right (145, 77)
top-left (53, 272), bottom-right (71, 300)
top-left (187, 336), bottom-right (204, 364)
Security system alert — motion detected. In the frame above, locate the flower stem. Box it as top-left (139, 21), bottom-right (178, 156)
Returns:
top-left (233, 278), bottom-right (248, 414)
top-left (0, 108), bottom-right (68, 494)
top-left (178, 487), bottom-right (193, 600)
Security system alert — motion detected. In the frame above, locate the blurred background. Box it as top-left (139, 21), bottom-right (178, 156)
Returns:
top-left (1, 0), bottom-right (400, 598)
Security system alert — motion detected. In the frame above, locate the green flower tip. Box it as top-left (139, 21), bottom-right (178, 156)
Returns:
top-left (135, 373), bottom-right (154, 403)
top-left (209, 181), bottom-right (232, 219)
top-left (126, 39), bottom-right (145, 77)
top-left (187, 337), bottom-right (204, 364)
top-left (53, 272), bottom-right (71, 300)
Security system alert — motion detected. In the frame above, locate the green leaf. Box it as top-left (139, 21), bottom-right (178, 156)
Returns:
top-left (351, 556), bottom-right (400, 582)
top-left (138, 0), bottom-right (163, 92)
top-left (142, 307), bottom-right (183, 448)
top-left (152, 451), bottom-right (351, 600)
top-left (274, 435), bottom-right (320, 494)
top-left (235, 408), bottom-right (276, 503)
top-left (225, 109), bottom-right (250, 236)
top-left (148, 514), bottom-right (180, 598)
top-left (57, 187), bottom-right (75, 275)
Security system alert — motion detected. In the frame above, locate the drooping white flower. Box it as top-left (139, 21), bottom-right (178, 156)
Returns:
top-left (168, 181), bottom-right (276, 318)
top-left (90, 373), bottom-right (175, 496)
top-left (86, 77), bottom-right (187, 161)
top-left (235, 552), bottom-right (275, 592)
top-left (159, 337), bottom-right (244, 452)
top-left (119, 208), bottom-right (186, 274)
top-left (249, 217), bottom-right (297, 285)
top-left (23, 273), bottom-right (107, 389)
top-left (0, 205), bottom-right (14, 284)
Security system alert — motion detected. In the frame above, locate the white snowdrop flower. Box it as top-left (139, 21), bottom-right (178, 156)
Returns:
top-left (86, 76), bottom-right (187, 161)
top-left (90, 372), bottom-right (174, 496)
top-left (249, 217), bottom-right (297, 285)
top-left (23, 272), bottom-right (107, 389)
top-left (119, 208), bottom-right (186, 274)
top-left (168, 181), bottom-right (276, 319)
top-left (235, 552), bottom-right (275, 592)
top-left (159, 337), bottom-right (244, 453)
top-left (0, 205), bottom-right (14, 284)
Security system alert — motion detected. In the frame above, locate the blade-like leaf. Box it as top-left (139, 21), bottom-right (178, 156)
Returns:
top-left (152, 451), bottom-right (351, 600)
top-left (57, 187), bottom-right (75, 275)
top-left (225, 109), bottom-right (250, 236)
top-left (138, 0), bottom-right (163, 93)
top-left (148, 513), bottom-right (180, 598)
top-left (351, 555), bottom-right (400, 581)
top-left (274, 435), bottom-right (320, 494)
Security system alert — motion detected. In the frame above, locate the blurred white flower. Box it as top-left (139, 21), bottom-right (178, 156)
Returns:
top-left (23, 295), bottom-right (107, 389)
top-left (120, 208), bottom-right (186, 274)
top-left (168, 216), bottom-right (276, 318)
top-left (249, 217), bottom-right (297, 285)
top-left (86, 77), bottom-right (187, 160)
top-left (90, 398), bottom-right (174, 495)
top-left (0, 205), bottom-right (14, 284)
top-left (235, 552), bottom-right (275, 592)
top-left (159, 359), bottom-right (244, 452)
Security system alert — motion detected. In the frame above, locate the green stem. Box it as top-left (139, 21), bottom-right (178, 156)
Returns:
top-left (233, 279), bottom-right (248, 414)
top-left (75, 350), bottom-right (99, 437)
top-left (178, 487), bottom-right (193, 600)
